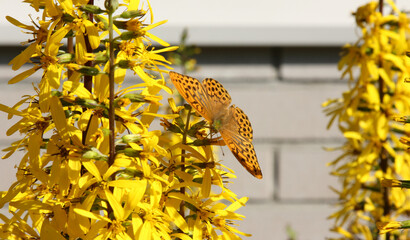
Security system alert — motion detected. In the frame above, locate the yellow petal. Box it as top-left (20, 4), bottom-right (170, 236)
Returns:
top-left (78, 109), bottom-right (93, 131)
top-left (46, 64), bottom-right (62, 89)
top-left (6, 16), bottom-right (35, 31)
top-left (150, 180), bottom-right (162, 208)
top-left (58, 0), bottom-right (74, 16)
top-left (8, 66), bottom-right (40, 84)
top-left (0, 103), bottom-right (24, 117)
top-left (139, 220), bottom-right (152, 240)
top-left (201, 168), bottom-right (211, 198)
top-left (383, 53), bottom-right (406, 72)
top-left (39, 79), bottom-right (51, 112)
top-left (50, 96), bottom-right (70, 142)
top-left (105, 189), bottom-right (124, 220)
top-left (171, 233), bottom-right (192, 240)
top-left (40, 219), bottom-right (67, 240)
top-left (73, 208), bottom-right (111, 222)
top-left (145, 31), bottom-right (170, 47)
top-left (123, 180), bottom-right (147, 217)
top-left (82, 161), bottom-right (102, 181)
top-left (165, 199), bottom-right (189, 233)
top-left (225, 197), bottom-right (248, 212)
top-left (9, 43), bottom-right (38, 70)
top-left (343, 131), bottom-right (362, 140)
top-left (83, 19), bottom-right (100, 49)
top-left (46, 25), bottom-right (71, 56)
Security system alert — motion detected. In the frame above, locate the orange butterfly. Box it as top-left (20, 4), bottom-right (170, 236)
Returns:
top-left (169, 71), bottom-right (262, 179)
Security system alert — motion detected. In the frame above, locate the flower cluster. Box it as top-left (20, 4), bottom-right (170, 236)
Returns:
top-left (0, 1), bottom-right (250, 239)
top-left (323, 1), bottom-right (410, 239)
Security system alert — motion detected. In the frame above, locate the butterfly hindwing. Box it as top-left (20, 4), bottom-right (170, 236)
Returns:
top-left (219, 127), bottom-right (262, 179)
top-left (231, 105), bottom-right (253, 140)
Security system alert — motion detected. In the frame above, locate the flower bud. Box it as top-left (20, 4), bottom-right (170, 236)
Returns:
top-left (75, 98), bottom-right (103, 109)
top-left (122, 148), bottom-right (141, 157)
top-left (76, 66), bottom-right (100, 76)
top-left (82, 147), bottom-right (108, 161)
top-left (79, 5), bottom-right (105, 14)
top-left (58, 53), bottom-right (74, 63)
top-left (120, 31), bottom-right (141, 40)
top-left (121, 134), bottom-right (142, 143)
top-left (123, 93), bottom-right (145, 102)
top-left (118, 10), bottom-right (145, 19)
top-left (118, 60), bottom-right (131, 69)
top-left (105, 0), bottom-right (119, 13)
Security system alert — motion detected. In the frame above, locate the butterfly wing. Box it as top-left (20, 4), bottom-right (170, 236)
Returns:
top-left (169, 71), bottom-right (214, 121)
top-left (219, 105), bottom-right (262, 179)
top-left (202, 78), bottom-right (232, 110)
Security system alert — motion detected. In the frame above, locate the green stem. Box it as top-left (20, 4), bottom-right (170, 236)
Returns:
top-left (82, 0), bottom-right (94, 145)
top-left (67, 37), bottom-right (73, 78)
top-left (179, 107), bottom-right (192, 218)
top-left (108, 3), bottom-right (115, 166)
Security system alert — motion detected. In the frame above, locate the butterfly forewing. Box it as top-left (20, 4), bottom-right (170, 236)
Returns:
top-left (202, 78), bottom-right (232, 108)
top-left (169, 71), bottom-right (214, 121)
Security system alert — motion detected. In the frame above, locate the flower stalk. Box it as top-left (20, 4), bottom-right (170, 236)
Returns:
top-left (107, 0), bottom-right (116, 166)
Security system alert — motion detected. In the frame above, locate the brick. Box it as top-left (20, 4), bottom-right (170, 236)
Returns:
top-left (187, 64), bottom-right (277, 83)
top-left (277, 144), bottom-right (341, 200)
top-left (281, 47), bottom-right (341, 81)
top-left (224, 82), bottom-right (346, 140)
top-left (237, 202), bottom-right (338, 240)
top-left (218, 143), bottom-right (274, 200)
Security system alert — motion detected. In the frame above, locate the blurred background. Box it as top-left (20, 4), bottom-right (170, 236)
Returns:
top-left (2, 0), bottom-right (410, 239)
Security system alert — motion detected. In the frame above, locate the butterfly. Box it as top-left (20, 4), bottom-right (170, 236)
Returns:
top-left (169, 71), bottom-right (262, 179)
